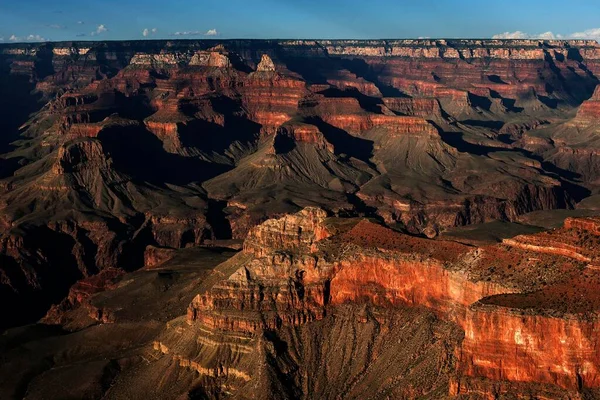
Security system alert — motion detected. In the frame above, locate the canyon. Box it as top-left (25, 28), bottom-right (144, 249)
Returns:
top-left (1, 38), bottom-right (600, 398)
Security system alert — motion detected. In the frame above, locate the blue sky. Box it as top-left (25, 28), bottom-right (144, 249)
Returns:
top-left (1, 0), bottom-right (600, 42)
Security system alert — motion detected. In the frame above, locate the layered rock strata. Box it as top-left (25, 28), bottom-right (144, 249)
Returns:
top-left (149, 208), bottom-right (600, 397)
top-left (1, 38), bottom-right (600, 330)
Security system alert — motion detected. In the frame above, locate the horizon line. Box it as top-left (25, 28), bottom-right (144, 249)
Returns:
top-left (1, 37), bottom-right (599, 46)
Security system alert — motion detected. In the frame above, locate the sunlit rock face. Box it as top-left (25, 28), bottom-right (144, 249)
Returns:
top-left (576, 86), bottom-right (600, 123)
top-left (168, 208), bottom-right (600, 397)
top-left (256, 54), bottom-right (276, 72)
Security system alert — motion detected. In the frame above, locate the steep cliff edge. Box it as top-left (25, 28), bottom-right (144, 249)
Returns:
top-left (155, 208), bottom-right (600, 398)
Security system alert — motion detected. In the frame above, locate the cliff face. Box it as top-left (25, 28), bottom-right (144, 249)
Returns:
top-left (1, 38), bottom-right (600, 329)
top-left (576, 86), bottom-right (600, 122)
top-left (458, 306), bottom-right (600, 392)
top-left (156, 209), bottom-right (600, 398)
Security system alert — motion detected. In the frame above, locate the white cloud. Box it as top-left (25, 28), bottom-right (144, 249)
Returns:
top-left (91, 24), bottom-right (108, 36)
top-left (8, 34), bottom-right (48, 42)
top-left (537, 31), bottom-right (559, 40)
top-left (0, 37), bottom-right (4, 42)
top-left (492, 31), bottom-right (531, 39)
top-left (77, 21), bottom-right (84, 25)
top-left (172, 30), bottom-right (201, 36)
top-left (48, 24), bottom-right (64, 29)
top-left (493, 28), bottom-right (600, 42)
top-left (570, 28), bottom-right (600, 41)
top-left (171, 29), bottom-right (219, 37)
top-left (143, 27), bottom-right (158, 37)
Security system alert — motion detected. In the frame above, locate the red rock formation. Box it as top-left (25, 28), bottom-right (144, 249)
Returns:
top-left (144, 245), bottom-right (177, 268)
top-left (143, 120), bottom-right (182, 152)
top-left (330, 256), bottom-right (507, 314)
top-left (458, 304), bottom-right (600, 392)
top-left (64, 123), bottom-right (105, 138)
top-left (576, 85), bottom-right (600, 122)
top-left (53, 139), bottom-right (111, 174)
top-left (256, 54), bottom-right (276, 72)
top-left (189, 50), bottom-right (232, 68)
top-left (565, 216), bottom-right (600, 235)
top-left (241, 74), bottom-right (306, 134)
top-left (42, 267), bottom-right (124, 325)
top-left (382, 97), bottom-right (443, 118)
top-left (322, 113), bottom-right (439, 136)
top-left (502, 236), bottom-right (591, 262)
top-left (243, 207), bottom-right (331, 257)
top-left (147, 214), bottom-right (211, 248)
top-left (178, 210), bottom-right (600, 396)
top-left (275, 122), bottom-right (333, 151)
top-left (326, 70), bottom-right (382, 97)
